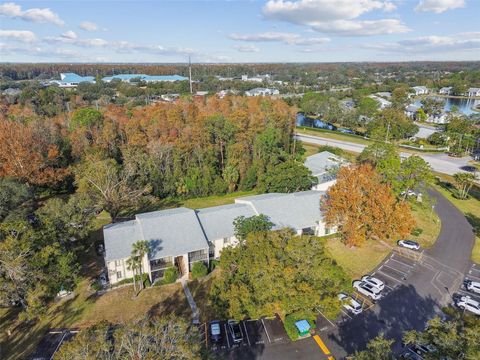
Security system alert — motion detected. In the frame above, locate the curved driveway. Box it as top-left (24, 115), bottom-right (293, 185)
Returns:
top-left (322, 189), bottom-right (475, 358)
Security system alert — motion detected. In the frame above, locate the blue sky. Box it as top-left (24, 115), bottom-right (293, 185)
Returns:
top-left (0, 0), bottom-right (479, 63)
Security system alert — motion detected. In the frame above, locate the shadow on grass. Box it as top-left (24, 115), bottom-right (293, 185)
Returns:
top-left (465, 213), bottom-right (480, 237)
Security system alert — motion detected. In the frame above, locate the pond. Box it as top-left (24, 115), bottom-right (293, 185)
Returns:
top-left (412, 97), bottom-right (480, 115)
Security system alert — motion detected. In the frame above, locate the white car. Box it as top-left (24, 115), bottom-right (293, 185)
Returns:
top-left (401, 190), bottom-right (417, 197)
top-left (338, 293), bottom-right (363, 315)
top-left (361, 275), bottom-right (385, 291)
top-left (465, 280), bottom-right (480, 295)
top-left (398, 240), bottom-right (421, 251)
top-left (353, 280), bottom-right (382, 301)
top-left (456, 296), bottom-right (480, 316)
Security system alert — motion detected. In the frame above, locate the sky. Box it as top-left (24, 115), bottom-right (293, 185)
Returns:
top-left (0, 0), bottom-right (479, 63)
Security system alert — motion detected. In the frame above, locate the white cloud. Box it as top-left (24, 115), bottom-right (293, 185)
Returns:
top-left (262, 0), bottom-right (408, 36)
top-left (0, 29), bottom-right (36, 42)
top-left (415, 0), bottom-right (465, 13)
top-left (0, 43), bottom-right (83, 59)
top-left (0, 2), bottom-right (64, 26)
top-left (44, 33), bottom-right (108, 47)
top-left (363, 32), bottom-right (480, 53)
top-left (61, 30), bottom-right (77, 40)
top-left (229, 32), bottom-right (330, 45)
top-left (233, 44), bottom-right (260, 52)
top-left (79, 21), bottom-right (99, 31)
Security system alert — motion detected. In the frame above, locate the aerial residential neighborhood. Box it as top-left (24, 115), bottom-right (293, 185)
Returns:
top-left (1, 1), bottom-right (480, 360)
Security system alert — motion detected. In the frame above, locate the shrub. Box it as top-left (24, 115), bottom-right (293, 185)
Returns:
top-left (161, 267), bottom-right (179, 285)
top-left (411, 228), bottom-right (423, 236)
top-left (209, 260), bottom-right (220, 272)
top-left (191, 262), bottom-right (208, 280)
top-left (316, 145), bottom-right (345, 157)
top-left (284, 311), bottom-right (317, 341)
top-left (114, 273), bottom-right (149, 287)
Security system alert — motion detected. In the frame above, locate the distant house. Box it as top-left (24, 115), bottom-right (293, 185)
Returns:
top-left (467, 88), bottom-right (480, 97)
top-left (241, 74), bottom-right (270, 82)
top-left (103, 191), bottom-right (333, 285)
top-left (427, 113), bottom-right (448, 124)
top-left (368, 94), bottom-right (392, 109)
top-left (102, 74), bottom-right (188, 83)
top-left (217, 89), bottom-right (239, 98)
top-left (245, 88), bottom-right (279, 97)
top-left (439, 87), bottom-right (452, 95)
top-left (50, 73), bottom-right (95, 88)
top-left (412, 86), bottom-right (429, 96)
top-left (304, 151), bottom-right (348, 191)
top-left (405, 104), bottom-right (421, 119)
top-left (1, 88), bottom-right (21, 96)
top-left (376, 92), bottom-right (392, 99)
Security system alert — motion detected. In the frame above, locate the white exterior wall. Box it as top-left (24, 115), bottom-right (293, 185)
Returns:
top-left (106, 253), bottom-right (151, 285)
top-left (212, 236), bottom-right (239, 259)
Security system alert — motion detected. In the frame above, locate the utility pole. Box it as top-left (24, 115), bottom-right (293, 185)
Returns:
top-left (189, 56), bottom-right (193, 94)
top-left (385, 122), bottom-right (391, 143)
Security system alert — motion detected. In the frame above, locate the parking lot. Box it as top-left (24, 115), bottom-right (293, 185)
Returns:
top-left (371, 252), bottom-right (418, 292)
top-left (454, 263), bottom-right (480, 304)
top-left (205, 316), bottom-right (289, 355)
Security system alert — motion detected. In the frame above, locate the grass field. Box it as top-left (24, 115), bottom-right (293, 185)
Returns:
top-left (325, 238), bottom-right (390, 280)
top-left (433, 174), bottom-right (480, 263)
top-left (296, 127), bottom-right (372, 146)
top-left (180, 190), bottom-right (258, 209)
top-left (410, 201), bottom-right (442, 249)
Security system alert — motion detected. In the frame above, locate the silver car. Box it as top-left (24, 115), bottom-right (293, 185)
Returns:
top-left (338, 293), bottom-right (363, 315)
top-left (361, 275), bottom-right (385, 291)
top-left (353, 280), bottom-right (382, 301)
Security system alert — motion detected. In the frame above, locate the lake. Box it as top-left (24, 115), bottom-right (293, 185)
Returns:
top-left (413, 96), bottom-right (480, 115)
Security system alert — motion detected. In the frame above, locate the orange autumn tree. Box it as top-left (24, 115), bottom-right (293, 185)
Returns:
top-left (321, 164), bottom-right (415, 247)
top-left (0, 118), bottom-right (68, 186)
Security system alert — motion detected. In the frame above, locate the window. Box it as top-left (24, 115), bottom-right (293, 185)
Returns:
top-left (116, 271), bottom-right (122, 279)
top-left (325, 228), bottom-right (331, 235)
top-left (223, 237), bottom-right (229, 245)
top-left (114, 260), bottom-right (122, 267)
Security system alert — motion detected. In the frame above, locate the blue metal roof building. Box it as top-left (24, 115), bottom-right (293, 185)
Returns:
top-left (50, 73), bottom-right (95, 87)
top-left (102, 74), bottom-right (188, 83)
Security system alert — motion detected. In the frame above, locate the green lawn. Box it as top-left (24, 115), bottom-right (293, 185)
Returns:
top-left (325, 238), bottom-right (391, 280)
top-left (296, 127), bottom-right (372, 146)
top-left (180, 190), bottom-right (258, 209)
top-left (433, 174), bottom-right (480, 263)
top-left (410, 202), bottom-right (442, 249)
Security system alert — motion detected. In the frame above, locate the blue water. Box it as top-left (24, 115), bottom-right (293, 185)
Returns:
top-left (412, 97), bottom-right (480, 115)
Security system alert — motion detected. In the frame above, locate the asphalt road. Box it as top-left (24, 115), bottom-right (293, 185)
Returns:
top-left (320, 189), bottom-right (475, 358)
top-left (296, 133), bottom-right (473, 175)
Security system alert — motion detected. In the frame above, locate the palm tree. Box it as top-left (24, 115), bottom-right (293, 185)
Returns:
top-left (126, 255), bottom-right (140, 293)
top-left (131, 240), bottom-right (150, 290)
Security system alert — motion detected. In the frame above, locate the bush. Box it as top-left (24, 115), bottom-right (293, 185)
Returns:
top-left (316, 145), bottom-right (345, 157)
top-left (209, 259), bottom-right (220, 272)
top-left (191, 262), bottom-right (208, 280)
top-left (114, 273), bottom-right (149, 287)
top-left (411, 228), bottom-right (423, 236)
top-left (284, 311), bottom-right (317, 341)
top-left (161, 267), bottom-right (178, 285)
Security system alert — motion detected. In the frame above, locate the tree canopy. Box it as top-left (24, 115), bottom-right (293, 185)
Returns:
top-left (321, 164), bottom-right (415, 246)
top-left (54, 315), bottom-right (203, 360)
top-left (261, 160), bottom-right (317, 193)
top-left (211, 229), bottom-right (349, 320)
top-left (233, 214), bottom-right (274, 241)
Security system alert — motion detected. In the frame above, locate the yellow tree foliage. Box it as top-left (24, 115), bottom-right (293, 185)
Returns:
top-left (321, 164), bottom-right (415, 247)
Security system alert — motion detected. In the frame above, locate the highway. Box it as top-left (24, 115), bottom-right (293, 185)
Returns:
top-left (296, 133), bottom-right (473, 176)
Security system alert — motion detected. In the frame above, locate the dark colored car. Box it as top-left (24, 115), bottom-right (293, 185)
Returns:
top-left (227, 320), bottom-right (243, 343)
top-left (209, 320), bottom-right (222, 343)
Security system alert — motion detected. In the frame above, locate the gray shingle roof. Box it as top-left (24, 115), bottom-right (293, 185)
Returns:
top-left (236, 190), bottom-right (325, 231)
top-left (196, 203), bottom-right (256, 242)
top-left (103, 207), bottom-right (208, 261)
top-left (305, 151), bottom-right (344, 183)
top-left (104, 220), bottom-right (143, 261)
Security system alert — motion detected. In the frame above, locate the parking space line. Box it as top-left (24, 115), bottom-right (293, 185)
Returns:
top-left (389, 257), bottom-right (415, 269)
top-left (457, 289), bottom-right (480, 301)
top-left (382, 264), bottom-right (408, 277)
top-left (225, 324), bottom-right (231, 349)
top-left (313, 334), bottom-right (333, 357)
top-left (376, 269), bottom-right (403, 283)
top-left (261, 318), bottom-right (272, 343)
top-left (467, 271), bottom-right (480, 280)
top-left (242, 322), bottom-right (251, 346)
top-left (340, 309), bottom-right (352, 319)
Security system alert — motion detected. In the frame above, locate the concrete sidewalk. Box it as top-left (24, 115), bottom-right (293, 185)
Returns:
top-left (181, 278), bottom-right (200, 324)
